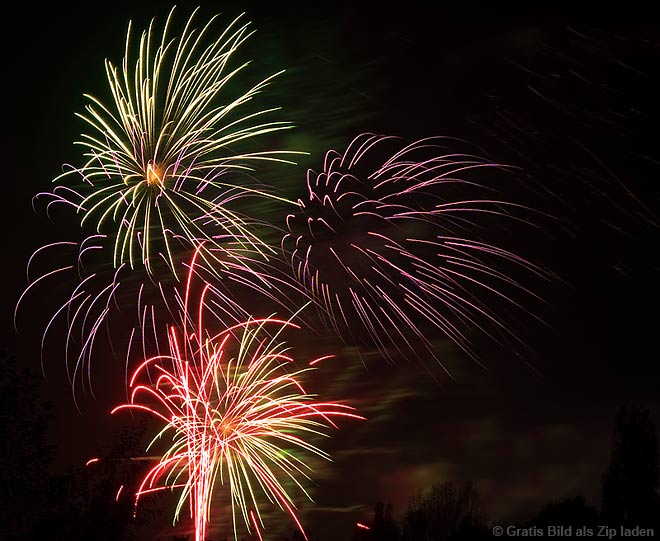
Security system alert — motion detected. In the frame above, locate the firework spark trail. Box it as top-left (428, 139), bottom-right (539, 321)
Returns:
top-left (15, 229), bottom-right (315, 401)
top-left (112, 247), bottom-right (362, 541)
top-left (17, 6), bottom-right (317, 392)
top-left (283, 133), bottom-right (552, 371)
top-left (36, 6), bottom-right (302, 277)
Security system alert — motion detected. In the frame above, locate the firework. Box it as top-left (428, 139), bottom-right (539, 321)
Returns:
top-left (112, 248), bottom-right (362, 541)
top-left (15, 232), bottom-right (312, 398)
top-left (38, 6), bottom-right (300, 277)
top-left (283, 133), bottom-right (549, 370)
top-left (18, 6), bottom-right (311, 388)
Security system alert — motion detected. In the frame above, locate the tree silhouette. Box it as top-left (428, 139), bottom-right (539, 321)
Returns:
top-left (31, 415), bottom-right (156, 541)
top-left (529, 494), bottom-right (599, 528)
top-left (400, 481), bottom-right (491, 540)
top-left (0, 345), bottom-right (160, 540)
top-left (353, 501), bottom-right (399, 541)
top-left (372, 502), bottom-right (399, 541)
top-left (0, 347), bottom-right (54, 540)
top-left (601, 404), bottom-right (660, 528)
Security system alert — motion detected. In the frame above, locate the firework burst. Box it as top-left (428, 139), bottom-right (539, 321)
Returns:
top-left (39, 6), bottom-right (300, 276)
top-left (112, 248), bottom-right (362, 541)
top-left (17, 6), bottom-right (311, 389)
top-left (15, 231), bottom-right (312, 399)
top-left (283, 133), bottom-right (550, 370)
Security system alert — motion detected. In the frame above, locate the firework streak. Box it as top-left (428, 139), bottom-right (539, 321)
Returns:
top-left (16, 229), bottom-right (314, 399)
top-left (37, 6), bottom-right (300, 276)
top-left (112, 248), bottom-right (362, 541)
top-left (17, 7), bottom-right (310, 391)
top-left (283, 133), bottom-right (549, 370)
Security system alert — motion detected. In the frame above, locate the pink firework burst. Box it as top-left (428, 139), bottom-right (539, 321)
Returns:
top-left (15, 227), bottom-right (311, 400)
top-left (112, 247), bottom-right (362, 541)
top-left (283, 133), bottom-right (551, 371)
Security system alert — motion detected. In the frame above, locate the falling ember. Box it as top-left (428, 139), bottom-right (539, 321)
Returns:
top-left (111, 246), bottom-right (363, 541)
top-left (85, 457), bottom-right (100, 466)
top-left (309, 354), bottom-right (335, 366)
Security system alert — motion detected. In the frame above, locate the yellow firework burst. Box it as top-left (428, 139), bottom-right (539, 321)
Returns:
top-left (44, 6), bottom-right (300, 276)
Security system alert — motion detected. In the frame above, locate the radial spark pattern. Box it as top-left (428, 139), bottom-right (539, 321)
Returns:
top-left (17, 7), bottom-right (309, 387)
top-left (283, 133), bottom-right (548, 369)
top-left (39, 6), bottom-right (298, 276)
top-left (112, 249), bottom-right (361, 541)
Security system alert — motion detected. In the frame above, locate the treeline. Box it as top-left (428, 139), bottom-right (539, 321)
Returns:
top-left (0, 348), bottom-right (159, 541)
top-left (352, 482), bottom-right (490, 541)
top-left (2, 346), bottom-right (659, 541)
top-left (350, 404), bottom-right (660, 541)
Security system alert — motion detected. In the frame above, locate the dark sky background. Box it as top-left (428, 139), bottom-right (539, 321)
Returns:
top-left (3, 1), bottom-right (660, 540)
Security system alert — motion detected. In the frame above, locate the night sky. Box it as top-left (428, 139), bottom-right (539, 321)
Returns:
top-left (3, 2), bottom-right (660, 540)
